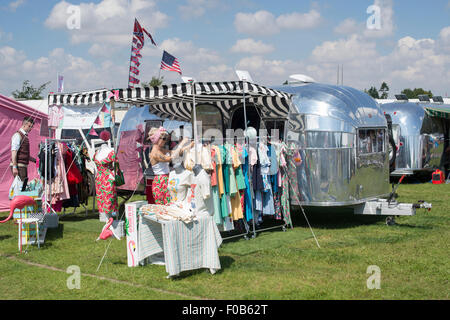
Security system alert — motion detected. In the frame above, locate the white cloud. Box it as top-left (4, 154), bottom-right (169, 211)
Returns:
top-left (305, 30), bottom-right (450, 96)
top-left (230, 38), bottom-right (274, 54)
top-left (234, 10), bottom-right (279, 36)
top-left (334, 18), bottom-right (361, 35)
top-left (45, 0), bottom-right (169, 48)
top-left (9, 0), bottom-right (25, 12)
top-left (236, 55), bottom-right (305, 84)
top-left (363, 0), bottom-right (395, 38)
top-left (333, 0), bottom-right (395, 39)
top-left (311, 34), bottom-right (378, 63)
top-left (276, 9), bottom-right (322, 30)
top-left (88, 43), bottom-right (118, 58)
top-left (158, 38), bottom-right (222, 64)
top-left (0, 29), bottom-right (13, 42)
top-left (0, 46), bottom-right (129, 96)
top-left (178, 0), bottom-right (220, 20)
top-left (234, 8), bottom-right (322, 36)
top-left (438, 26), bottom-right (450, 53)
top-left (198, 64), bottom-right (236, 82)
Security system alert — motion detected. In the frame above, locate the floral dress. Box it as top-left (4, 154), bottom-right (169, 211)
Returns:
top-left (94, 150), bottom-right (118, 215)
top-left (152, 175), bottom-right (171, 205)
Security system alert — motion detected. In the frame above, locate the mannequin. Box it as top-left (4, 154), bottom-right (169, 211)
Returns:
top-left (96, 143), bottom-right (113, 162)
top-left (94, 130), bottom-right (119, 228)
top-left (173, 162), bottom-right (185, 174)
top-left (193, 164), bottom-right (203, 176)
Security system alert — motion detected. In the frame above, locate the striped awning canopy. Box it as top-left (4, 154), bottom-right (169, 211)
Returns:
top-left (48, 81), bottom-right (293, 122)
top-left (424, 105), bottom-right (450, 119)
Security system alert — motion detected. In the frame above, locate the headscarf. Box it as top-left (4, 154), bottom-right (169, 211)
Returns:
top-left (100, 130), bottom-right (111, 142)
top-left (149, 127), bottom-right (167, 144)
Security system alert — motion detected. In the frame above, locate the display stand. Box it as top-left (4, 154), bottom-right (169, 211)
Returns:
top-left (245, 96), bottom-right (290, 238)
top-left (125, 201), bottom-right (223, 278)
top-left (43, 138), bottom-right (77, 218)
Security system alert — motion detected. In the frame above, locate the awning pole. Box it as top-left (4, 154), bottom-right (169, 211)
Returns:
top-left (192, 81), bottom-right (199, 166)
top-left (242, 80), bottom-right (256, 238)
top-left (243, 81), bottom-right (248, 137)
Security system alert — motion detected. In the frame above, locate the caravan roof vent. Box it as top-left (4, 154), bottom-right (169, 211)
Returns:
top-left (395, 94), bottom-right (408, 101)
top-left (432, 96), bottom-right (444, 103)
top-left (289, 74), bottom-right (316, 84)
top-left (418, 95), bottom-right (430, 102)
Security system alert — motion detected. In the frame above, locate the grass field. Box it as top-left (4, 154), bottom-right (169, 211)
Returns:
top-left (0, 182), bottom-right (449, 300)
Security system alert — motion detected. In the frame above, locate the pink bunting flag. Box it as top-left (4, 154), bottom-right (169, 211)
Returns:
top-left (94, 116), bottom-right (102, 125)
top-left (101, 104), bottom-right (110, 113)
top-left (89, 128), bottom-right (98, 136)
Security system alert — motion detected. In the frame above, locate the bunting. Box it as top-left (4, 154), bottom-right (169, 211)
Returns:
top-left (128, 18), bottom-right (158, 88)
top-left (89, 127), bottom-right (98, 136)
top-left (91, 102), bottom-right (112, 130)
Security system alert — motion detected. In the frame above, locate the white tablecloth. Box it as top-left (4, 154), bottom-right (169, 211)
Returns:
top-left (139, 214), bottom-right (223, 277)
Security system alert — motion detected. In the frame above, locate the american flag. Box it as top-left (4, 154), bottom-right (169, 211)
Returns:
top-left (160, 50), bottom-right (182, 75)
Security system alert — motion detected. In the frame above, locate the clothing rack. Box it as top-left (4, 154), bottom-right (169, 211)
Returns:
top-left (224, 138), bottom-right (290, 238)
top-left (178, 136), bottom-right (291, 240)
top-left (42, 138), bottom-right (91, 217)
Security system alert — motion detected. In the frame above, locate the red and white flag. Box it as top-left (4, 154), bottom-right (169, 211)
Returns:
top-left (128, 18), bottom-right (158, 88)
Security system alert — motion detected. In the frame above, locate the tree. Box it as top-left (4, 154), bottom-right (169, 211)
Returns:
top-left (379, 82), bottom-right (389, 99)
top-left (12, 80), bottom-right (51, 100)
top-left (141, 76), bottom-right (164, 87)
top-left (365, 86), bottom-right (380, 99)
top-left (400, 88), bottom-right (433, 99)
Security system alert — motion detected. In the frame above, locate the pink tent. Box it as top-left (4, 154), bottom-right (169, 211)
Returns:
top-left (0, 94), bottom-right (48, 212)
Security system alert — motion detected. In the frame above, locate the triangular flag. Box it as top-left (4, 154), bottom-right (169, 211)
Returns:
top-left (101, 103), bottom-right (110, 113)
top-left (94, 116), bottom-right (102, 125)
top-left (89, 128), bottom-right (98, 136)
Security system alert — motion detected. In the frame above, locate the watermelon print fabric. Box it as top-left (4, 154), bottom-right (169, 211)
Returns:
top-left (94, 150), bottom-right (118, 215)
top-left (152, 174), bottom-right (171, 205)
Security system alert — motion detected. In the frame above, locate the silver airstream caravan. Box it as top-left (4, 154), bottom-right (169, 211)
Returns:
top-left (380, 97), bottom-right (450, 177)
top-left (269, 82), bottom-right (391, 207)
top-left (49, 80), bottom-right (430, 218)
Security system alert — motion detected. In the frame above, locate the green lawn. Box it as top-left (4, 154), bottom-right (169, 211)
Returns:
top-left (0, 183), bottom-right (449, 300)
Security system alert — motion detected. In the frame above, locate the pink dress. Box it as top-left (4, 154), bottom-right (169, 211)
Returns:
top-left (94, 150), bottom-right (118, 215)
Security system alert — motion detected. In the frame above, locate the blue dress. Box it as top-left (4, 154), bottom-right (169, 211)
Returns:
top-left (242, 147), bottom-right (253, 222)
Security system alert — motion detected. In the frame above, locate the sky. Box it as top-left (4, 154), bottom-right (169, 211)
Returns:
top-left (0, 0), bottom-right (449, 98)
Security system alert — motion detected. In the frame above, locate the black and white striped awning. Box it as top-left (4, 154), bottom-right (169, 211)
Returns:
top-left (48, 81), bottom-right (293, 122)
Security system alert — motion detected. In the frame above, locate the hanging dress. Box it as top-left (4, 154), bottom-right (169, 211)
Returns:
top-left (242, 147), bottom-right (253, 222)
top-left (210, 147), bottom-right (223, 225)
top-left (280, 142), bottom-right (293, 227)
top-left (94, 150), bottom-right (118, 215)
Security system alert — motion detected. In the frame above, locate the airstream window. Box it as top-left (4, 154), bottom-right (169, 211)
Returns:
top-left (358, 129), bottom-right (385, 154)
top-left (342, 133), bottom-right (354, 148)
top-left (302, 131), bottom-right (354, 148)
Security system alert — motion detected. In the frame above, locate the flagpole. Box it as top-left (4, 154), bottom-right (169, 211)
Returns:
top-left (127, 31), bottom-right (134, 88)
